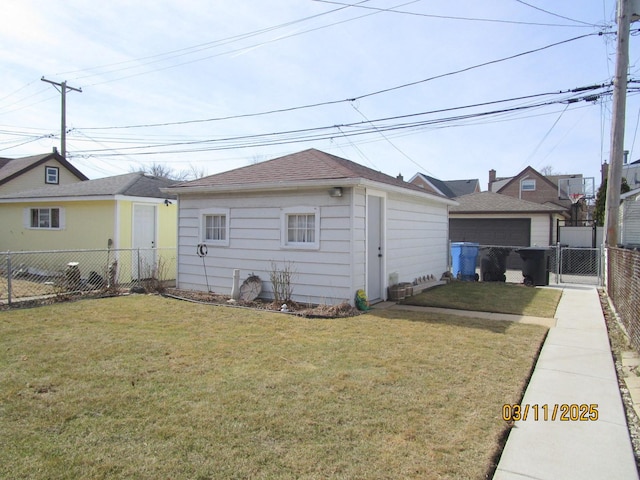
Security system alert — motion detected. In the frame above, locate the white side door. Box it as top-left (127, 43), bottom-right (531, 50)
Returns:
top-left (367, 195), bottom-right (384, 302)
top-left (133, 204), bottom-right (157, 279)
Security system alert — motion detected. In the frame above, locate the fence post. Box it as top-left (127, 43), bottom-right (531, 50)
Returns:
top-left (137, 248), bottom-right (141, 283)
top-left (555, 242), bottom-right (560, 284)
top-left (6, 252), bottom-right (12, 307)
top-left (599, 246), bottom-right (605, 287)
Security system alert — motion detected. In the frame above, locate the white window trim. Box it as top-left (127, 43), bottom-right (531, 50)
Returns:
top-left (200, 207), bottom-right (230, 247)
top-left (45, 166), bottom-right (59, 185)
top-left (280, 206), bottom-right (320, 250)
top-left (24, 207), bottom-right (65, 230)
top-left (521, 179), bottom-right (536, 191)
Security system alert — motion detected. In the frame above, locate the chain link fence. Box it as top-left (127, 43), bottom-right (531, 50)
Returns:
top-left (1, 248), bottom-right (176, 306)
top-left (607, 247), bottom-right (640, 353)
top-left (462, 244), bottom-right (603, 286)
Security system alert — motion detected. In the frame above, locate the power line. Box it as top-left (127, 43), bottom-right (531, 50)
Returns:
top-left (313, 0), bottom-right (603, 27)
top-left (54, 1), bottom-right (374, 80)
top-left (68, 86), bottom-right (615, 158)
top-left (77, 1), bottom-right (420, 88)
top-left (351, 101), bottom-right (431, 175)
top-left (78, 32), bottom-right (605, 131)
top-left (513, 0), bottom-right (604, 27)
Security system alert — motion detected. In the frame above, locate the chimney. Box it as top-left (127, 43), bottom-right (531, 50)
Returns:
top-left (488, 169), bottom-right (496, 191)
top-left (624, 150), bottom-right (629, 165)
top-left (396, 173), bottom-right (403, 181)
top-left (52, 146), bottom-right (58, 154)
top-left (601, 162), bottom-right (609, 183)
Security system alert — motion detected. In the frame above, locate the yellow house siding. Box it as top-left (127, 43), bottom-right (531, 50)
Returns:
top-left (0, 200), bottom-right (115, 251)
top-left (0, 160), bottom-right (84, 195)
top-left (117, 200), bottom-right (133, 249)
top-left (157, 203), bottom-right (177, 248)
top-left (0, 199), bottom-right (177, 252)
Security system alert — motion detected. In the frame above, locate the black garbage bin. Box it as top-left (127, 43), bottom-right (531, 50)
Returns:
top-left (515, 247), bottom-right (550, 286)
top-left (480, 247), bottom-right (512, 282)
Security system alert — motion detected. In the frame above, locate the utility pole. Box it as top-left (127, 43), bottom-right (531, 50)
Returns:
top-left (605, 0), bottom-right (640, 246)
top-left (41, 77), bottom-right (82, 159)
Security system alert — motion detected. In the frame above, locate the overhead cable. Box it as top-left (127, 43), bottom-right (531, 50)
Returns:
top-left (79, 32), bottom-right (606, 131)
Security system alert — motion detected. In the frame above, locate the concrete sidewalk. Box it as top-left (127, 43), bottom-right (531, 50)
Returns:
top-left (493, 285), bottom-right (639, 480)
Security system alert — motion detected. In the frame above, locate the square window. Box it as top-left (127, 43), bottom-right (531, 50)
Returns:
top-left (29, 208), bottom-right (60, 229)
top-left (45, 166), bottom-right (59, 184)
top-left (287, 214), bottom-right (315, 243)
top-left (205, 214), bottom-right (226, 241)
top-left (200, 208), bottom-right (230, 246)
top-left (281, 207), bottom-right (320, 249)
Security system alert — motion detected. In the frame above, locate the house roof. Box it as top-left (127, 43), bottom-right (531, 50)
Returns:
top-left (169, 149), bottom-right (455, 203)
top-left (445, 179), bottom-right (480, 197)
top-left (0, 172), bottom-right (177, 200)
top-left (621, 187), bottom-right (640, 200)
top-left (495, 166), bottom-right (564, 194)
top-left (410, 173), bottom-right (479, 198)
top-left (490, 166), bottom-right (583, 196)
top-left (450, 191), bottom-right (567, 214)
top-left (0, 152), bottom-right (89, 185)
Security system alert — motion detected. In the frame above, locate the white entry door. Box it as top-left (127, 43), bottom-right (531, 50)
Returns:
top-left (133, 204), bottom-right (157, 279)
top-left (367, 195), bottom-right (384, 302)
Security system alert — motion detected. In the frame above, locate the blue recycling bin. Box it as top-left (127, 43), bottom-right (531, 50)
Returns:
top-left (451, 242), bottom-right (480, 281)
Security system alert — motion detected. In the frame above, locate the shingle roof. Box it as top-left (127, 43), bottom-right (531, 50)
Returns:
top-left (0, 152), bottom-right (88, 184)
top-left (172, 149), bottom-right (446, 198)
top-left (450, 191), bottom-right (567, 214)
top-left (0, 172), bottom-right (176, 200)
top-left (416, 175), bottom-right (456, 197)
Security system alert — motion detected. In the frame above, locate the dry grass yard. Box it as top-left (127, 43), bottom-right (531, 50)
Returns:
top-left (0, 294), bottom-right (548, 479)
top-left (402, 282), bottom-right (562, 318)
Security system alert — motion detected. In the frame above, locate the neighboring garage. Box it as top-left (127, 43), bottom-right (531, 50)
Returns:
top-left (449, 192), bottom-right (567, 247)
top-left (450, 218), bottom-right (530, 246)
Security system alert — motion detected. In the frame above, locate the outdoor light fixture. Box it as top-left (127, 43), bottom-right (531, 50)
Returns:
top-left (329, 187), bottom-right (342, 197)
top-left (164, 199), bottom-right (173, 206)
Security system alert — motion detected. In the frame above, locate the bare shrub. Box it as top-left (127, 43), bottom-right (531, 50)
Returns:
top-left (269, 261), bottom-right (296, 303)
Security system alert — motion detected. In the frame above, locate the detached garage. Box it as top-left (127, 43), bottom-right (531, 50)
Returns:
top-left (449, 192), bottom-right (566, 247)
top-left (164, 149), bottom-right (455, 306)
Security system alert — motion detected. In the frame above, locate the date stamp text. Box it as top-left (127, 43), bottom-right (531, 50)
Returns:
top-left (502, 403), bottom-right (599, 422)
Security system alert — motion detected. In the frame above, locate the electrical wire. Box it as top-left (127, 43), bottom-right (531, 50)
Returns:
top-left (523, 103), bottom-right (570, 168)
top-left (79, 0), bottom-right (420, 87)
top-left (512, 0), bottom-right (603, 27)
top-left (55, 1), bottom-right (375, 80)
top-left (313, 0), bottom-right (603, 27)
top-left (67, 86), bottom-right (615, 158)
top-left (78, 32), bottom-right (606, 131)
top-left (351, 101), bottom-right (431, 175)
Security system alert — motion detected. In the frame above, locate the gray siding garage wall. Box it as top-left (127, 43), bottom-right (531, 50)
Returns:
top-left (176, 188), bottom-right (354, 306)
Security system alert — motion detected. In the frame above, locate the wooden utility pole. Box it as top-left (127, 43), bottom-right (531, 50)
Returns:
top-left (41, 77), bottom-right (82, 159)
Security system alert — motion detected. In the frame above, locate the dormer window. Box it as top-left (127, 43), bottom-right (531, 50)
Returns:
top-left (45, 166), bottom-right (59, 184)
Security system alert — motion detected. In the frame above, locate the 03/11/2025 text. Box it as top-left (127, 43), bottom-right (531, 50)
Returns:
top-left (502, 404), bottom-right (599, 422)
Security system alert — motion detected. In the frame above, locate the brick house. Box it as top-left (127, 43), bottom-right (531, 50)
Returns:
top-left (488, 166), bottom-right (588, 224)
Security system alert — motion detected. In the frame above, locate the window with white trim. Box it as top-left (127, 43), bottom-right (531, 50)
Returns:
top-left (45, 166), bottom-right (59, 184)
top-left (281, 207), bottom-right (320, 249)
top-left (30, 207), bottom-right (61, 229)
top-left (521, 179), bottom-right (536, 191)
top-left (201, 208), bottom-right (230, 246)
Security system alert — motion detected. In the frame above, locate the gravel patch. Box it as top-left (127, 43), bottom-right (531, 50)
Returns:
top-left (600, 288), bottom-right (640, 472)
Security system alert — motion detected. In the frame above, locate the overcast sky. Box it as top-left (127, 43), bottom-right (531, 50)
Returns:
top-left (1, 1), bottom-right (638, 192)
